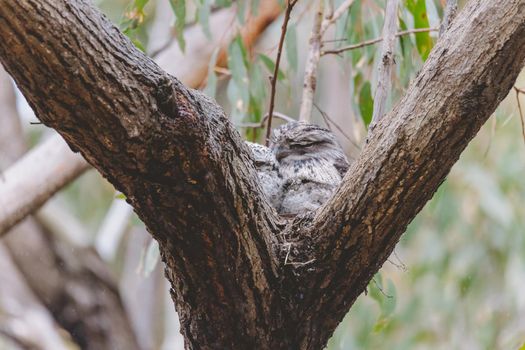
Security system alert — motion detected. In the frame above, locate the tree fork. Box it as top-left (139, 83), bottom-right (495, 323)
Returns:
top-left (0, 0), bottom-right (524, 349)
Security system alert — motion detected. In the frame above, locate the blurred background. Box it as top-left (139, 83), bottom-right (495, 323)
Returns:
top-left (1, 0), bottom-right (524, 349)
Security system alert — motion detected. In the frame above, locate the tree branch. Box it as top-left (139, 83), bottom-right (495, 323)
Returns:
top-left (0, 2), bottom-right (282, 234)
top-left (284, 1), bottom-right (525, 347)
top-left (371, 0), bottom-right (399, 124)
top-left (320, 0), bottom-right (356, 35)
top-left (0, 1), bottom-right (282, 348)
top-left (298, 0), bottom-right (324, 122)
top-left (1, 0), bottom-right (525, 349)
top-left (0, 65), bottom-right (140, 349)
top-left (514, 86), bottom-right (525, 145)
top-left (321, 27), bottom-right (439, 55)
top-left (265, 0), bottom-right (297, 145)
top-left (0, 135), bottom-right (89, 235)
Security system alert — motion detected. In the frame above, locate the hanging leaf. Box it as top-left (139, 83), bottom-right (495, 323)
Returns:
top-left (406, 0), bottom-right (434, 61)
top-left (197, 0), bottom-right (212, 39)
top-left (285, 23), bottom-right (298, 71)
top-left (134, 0), bottom-right (149, 11)
top-left (215, 0), bottom-right (233, 6)
top-left (204, 48), bottom-right (220, 98)
top-left (227, 38), bottom-right (250, 122)
top-left (169, 0), bottom-right (186, 51)
top-left (259, 54), bottom-right (286, 81)
top-left (359, 81), bottom-right (374, 127)
top-left (237, 0), bottom-right (246, 24)
top-left (228, 37), bottom-right (249, 84)
top-left (249, 60), bottom-right (267, 104)
top-left (346, 0), bottom-right (364, 65)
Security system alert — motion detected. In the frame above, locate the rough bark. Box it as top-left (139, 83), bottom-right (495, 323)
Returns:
top-left (0, 66), bottom-right (140, 350)
top-left (0, 1), bottom-right (281, 348)
top-left (0, 0), bottom-right (524, 349)
top-left (0, 2), bottom-right (281, 235)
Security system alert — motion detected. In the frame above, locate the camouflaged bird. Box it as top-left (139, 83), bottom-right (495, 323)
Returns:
top-left (247, 122), bottom-right (350, 215)
top-left (269, 121), bottom-right (350, 216)
top-left (246, 141), bottom-right (282, 210)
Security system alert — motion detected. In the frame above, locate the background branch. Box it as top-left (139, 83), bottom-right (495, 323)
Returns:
top-left (514, 86), bottom-right (525, 145)
top-left (371, 0), bottom-right (399, 124)
top-left (298, 0), bottom-right (325, 122)
top-left (320, 0), bottom-right (355, 35)
top-left (0, 65), bottom-right (140, 349)
top-left (0, 2), bottom-right (282, 348)
top-left (265, 0), bottom-right (298, 145)
top-left (285, 2), bottom-right (525, 347)
top-left (0, 135), bottom-right (89, 236)
top-left (321, 27), bottom-right (438, 55)
top-left (0, 3), bottom-right (282, 233)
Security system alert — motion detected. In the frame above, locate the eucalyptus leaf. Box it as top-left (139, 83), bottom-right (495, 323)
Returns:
top-left (259, 54), bottom-right (285, 81)
top-left (169, 0), bottom-right (186, 51)
top-left (359, 81), bottom-right (373, 127)
top-left (285, 23), bottom-right (298, 71)
top-left (406, 0), bottom-right (434, 60)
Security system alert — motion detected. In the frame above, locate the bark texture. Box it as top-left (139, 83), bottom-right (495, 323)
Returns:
top-left (0, 66), bottom-right (140, 350)
top-left (0, 0), bottom-right (524, 349)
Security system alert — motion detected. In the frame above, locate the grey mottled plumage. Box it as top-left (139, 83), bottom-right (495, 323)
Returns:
top-left (270, 122), bottom-right (350, 215)
top-left (246, 141), bottom-right (282, 209)
top-left (246, 122), bottom-right (350, 216)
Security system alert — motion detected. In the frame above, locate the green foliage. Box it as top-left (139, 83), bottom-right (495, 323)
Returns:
top-left (405, 0), bottom-right (434, 61)
top-left (87, 1), bottom-right (525, 348)
top-left (358, 81), bottom-right (373, 127)
top-left (259, 54), bottom-right (286, 81)
top-left (327, 112), bottom-right (525, 349)
top-left (169, 0), bottom-right (186, 51)
top-left (197, 0), bottom-right (212, 39)
top-left (224, 36), bottom-right (272, 139)
top-left (204, 48), bottom-right (220, 98)
top-left (285, 23), bottom-right (298, 71)
top-left (120, 0), bottom-right (151, 51)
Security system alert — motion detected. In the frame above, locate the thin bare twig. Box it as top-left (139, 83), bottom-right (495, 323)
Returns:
top-left (481, 115), bottom-right (497, 159)
top-left (439, 0), bottom-right (458, 37)
top-left (313, 102), bottom-right (361, 151)
top-left (371, 0), bottom-right (399, 124)
top-left (238, 111), bottom-right (294, 129)
top-left (298, 0), bottom-right (324, 123)
top-left (288, 258), bottom-right (316, 267)
top-left (514, 86), bottom-right (525, 146)
top-left (372, 278), bottom-right (394, 298)
top-left (320, 0), bottom-right (356, 35)
top-left (325, 0), bottom-right (334, 20)
top-left (321, 27), bottom-right (438, 55)
top-left (265, 0), bottom-right (298, 146)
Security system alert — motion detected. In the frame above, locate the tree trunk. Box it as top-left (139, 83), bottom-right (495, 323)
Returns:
top-left (0, 66), bottom-right (140, 350)
top-left (0, 0), bottom-right (524, 349)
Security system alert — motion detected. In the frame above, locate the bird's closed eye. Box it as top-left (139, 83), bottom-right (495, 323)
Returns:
top-left (290, 140), bottom-right (325, 148)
